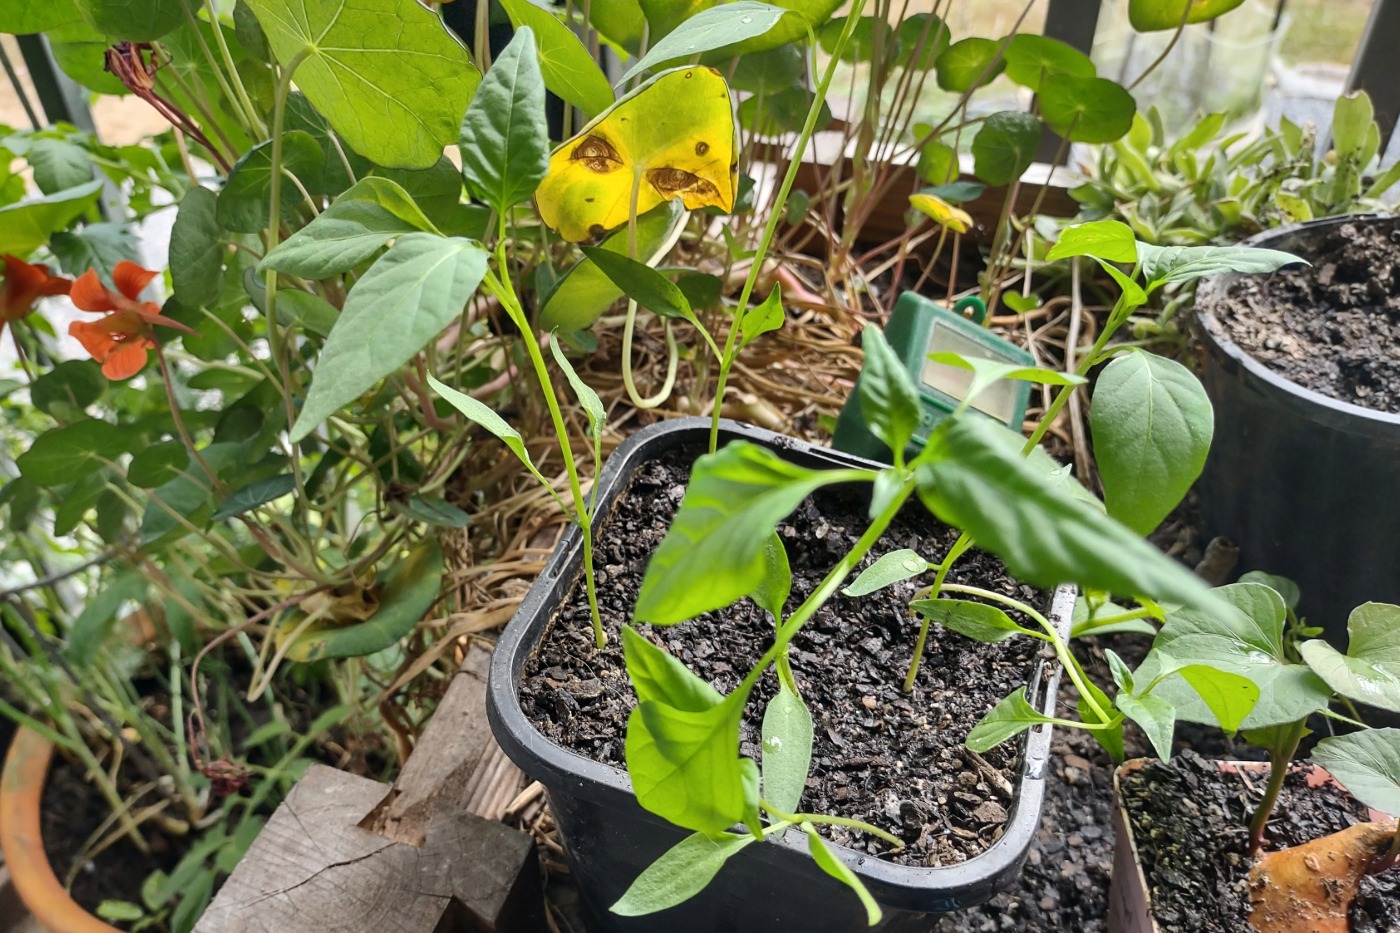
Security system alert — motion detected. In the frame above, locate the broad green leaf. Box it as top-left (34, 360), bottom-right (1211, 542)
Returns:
top-left (260, 176), bottom-right (439, 279)
top-left (76, 0), bottom-right (182, 39)
top-left (920, 180), bottom-right (986, 205)
top-left (1311, 729), bottom-right (1400, 816)
top-left (500, 0), bottom-right (613, 116)
top-left (426, 374), bottom-right (557, 494)
top-left (371, 158), bottom-right (472, 236)
top-left (803, 824), bottom-right (882, 926)
top-left (169, 187), bottom-right (224, 308)
top-left (751, 532), bottom-right (791, 622)
top-left (911, 598), bottom-right (1036, 643)
top-left (816, 15), bottom-right (885, 63)
top-left (1040, 76), bottom-right (1136, 144)
top-left (1047, 220), bottom-right (1139, 264)
top-left (275, 289), bottom-right (339, 337)
top-left (28, 138), bottom-right (91, 194)
top-left (216, 132), bottom-right (324, 234)
top-left (1091, 350), bottom-right (1213, 535)
top-left (580, 246), bottom-right (699, 328)
top-left (460, 28), bottom-right (549, 213)
top-left (245, 0), bottom-right (479, 168)
top-left (539, 200), bottom-right (687, 332)
top-left (127, 442), bottom-right (189, 488)
top-left (138, 443), bottom-right (243, 546)
top-left (843, 549), bottom-right (928, 597)
top-left (738, 86), bottom-right (833, 138)
top-left (29, 360), bottom-right (105, 418)
top-left (623, 626), bottom-right (723, 712)
top-left (388, 494), bottom-right (471, 529)
top-left (1116, 692), bottom-right (1175, 760)
top-left (916, 417), bottom-right (1221, 612)
top-left (1136, 242), bottom-right (1303, 289)
top-left (17, 419), bottom-right (126, 487)
top-left (290, 235), bottom-right (487, 439)
top-left (622, 2), bottom-right (789, 83)
top-left (761, 682), bottom-right (813, 815)
top-left (1097, 259), bottom-right (1149, 310)
top-left (1237, 571), bottom-right (1300, 612)
top-left (926, 352), bottom-right (1084, 411)
top-left (0, 0), bottom-right (83, 32)
top-left (1299, 603), bottom-right (1400, 714)
top-left (1003, 34), bottom-right (1094, 92)
top-left (895, 12), bottom-right (951, 69)
top-left (858, 327), bottom-right (922, 459)
top-left (0, 180), bottom-right (102, 255)
top-left (548, 333), bottom-right (605, 467)
top-left (65, 571), bottom-right (146, 666)
top-left (917, 139), bottom-right (958, 186)
top-left (281, 540), bottom-right (443, 661)
top-left (1129, 0), bottom-right (1248, 31)
top-left (611, 831), bottom-right (759, 916)
top-left (966, 686), bottom-right (1054, 752)
top-left (971, 111), bottom-right (1040, 187)
top-left (936, 37), bottom-right (1006, 93)
top-left (1176, 664), bottom-right (1259, 733)
top-left (731, 43), bottom-right (805, 92)
top-left (634, 442), bottom-right (852, 625)
top-left (627, 693), bottom-right (755, 835)
top-left (49, 222), bottom-right (140, 285)
top-left (212, 474), bottom-right (296, 521)
top-left (739, 285), bottom-right (785, 349)
top-left (96, 901), bottom-right (144, 923)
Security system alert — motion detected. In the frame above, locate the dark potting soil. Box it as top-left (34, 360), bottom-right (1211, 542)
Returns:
top-left (1208, 219), bottom-right (1400, 414)
top-left (1118, 750), bottom-right (1400, 932)
top-left (520, 445), bottom-right (1047, 868)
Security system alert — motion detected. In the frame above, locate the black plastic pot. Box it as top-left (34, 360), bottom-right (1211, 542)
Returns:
top-left (1194, 216), bottom-right (1400, 642)
top-left (486, 417), bottom-right (1074, 932)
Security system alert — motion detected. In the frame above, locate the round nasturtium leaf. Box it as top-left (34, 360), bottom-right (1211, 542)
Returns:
top-left (1129, 0), bottom-right (1247, 31)
top-left (535, 67), bottom-right (737, 243)
top-left (1040, 76), bottom-right (1137, 144)
top-left (895, 13), bottom-right (952, 71)
top-left (936, 37), bottom-right (1007, 93)
top-left (1003, 34), bottom-right (1095, 92)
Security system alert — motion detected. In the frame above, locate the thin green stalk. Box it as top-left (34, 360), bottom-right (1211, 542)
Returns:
top-left (195, 0), bottom-right (267, 137)
top-left (1248, 719), bottom-right (1307, 854)
top-left (761, 801), bottom-right (904, 848)
top-left (903, 533), bottom-right (973, 691)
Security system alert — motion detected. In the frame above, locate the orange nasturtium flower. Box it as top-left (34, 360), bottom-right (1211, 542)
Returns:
top-left (68, 261), bottom-right (194, 380)
top-left (0, 254), bottom-right (72, 339)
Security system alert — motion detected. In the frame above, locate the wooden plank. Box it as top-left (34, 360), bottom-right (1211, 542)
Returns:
top-left (1038, 0), bottom-right (1105, 162)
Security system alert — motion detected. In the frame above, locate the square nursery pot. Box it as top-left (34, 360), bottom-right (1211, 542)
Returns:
top-left (1193, 215), bottom-right (1400, 640)
top-left (1107, 758), bottom-right (1392, 933)
top-left (487, 417), bottom-right (1074, 932)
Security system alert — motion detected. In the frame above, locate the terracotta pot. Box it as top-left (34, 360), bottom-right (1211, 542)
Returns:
top-left (1108, 758), bottom-right (1390, 933)
top-left (0, 726), bottom-right (122, 933)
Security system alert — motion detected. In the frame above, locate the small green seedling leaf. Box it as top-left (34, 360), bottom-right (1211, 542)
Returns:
top-left (751, 532), bottom-right (792, 622)
top-left (549, 333), bottom-right (605, 468)
top-left (910, 598), bottom-right (1036, 643)
top-left (926, 351), bottom-right (1084, 411)
top-left (1116, 692), bottom-right (1175, 760)
top-left (1072, 596), bottom-right (1159, 637)
top-left (802, 824), bottom-right (882, 926)
top-left (843, 549), bottom-right (929, 597)
top-left (611, 831), bottom-right (759, 916)
top-left (622, 626), bottom-right (723, 712)
top-left (1047, 220), bottom-right (1139, 264)
top-left (966, 686), bottom-right (1054, 752)
top-left (427, 374), bottom-right (559, 496)
top-left (1136, 242), bottom-right (1304, 289)
top-left (1079, 676), bottom-right (1125, 762)
top-left (1299, 603), bottom-right (1400, 714)
top-left (761, 682), bottom-right (813, 815)
top-left (859, 326), bottom-right (922, 459)
top-left (1176, 664), bottom-right (1260, 734)
top-left (739, 285), bottom-right (785, 350)
top-left (1106, 649), bottom-right (1136, 692)
top-left (580, 246), bottom-right (700, 328)
top-left (1311, 728), bottom-right (1400, 817)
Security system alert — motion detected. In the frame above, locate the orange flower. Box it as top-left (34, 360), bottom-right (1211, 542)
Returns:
top-left (0, 254), bottom-right (72, 339)
top-left (68, 261), bottom-right (194, 380)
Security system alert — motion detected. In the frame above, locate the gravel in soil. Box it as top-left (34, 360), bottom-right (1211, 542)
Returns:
top-left (520, 445), bottom-right (1048, 867)
top-left (1208, 218), bottom-right (1400, 414)
top-left (1118, 750), bottom-right (1400, 933)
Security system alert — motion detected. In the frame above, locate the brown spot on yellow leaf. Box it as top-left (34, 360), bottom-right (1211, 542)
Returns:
top-left (571, 135), bottom-right (621, 174)
top-left (647, 167), bottom-right (719, 201)
top-left (695, 141), bottom-right (709, 156)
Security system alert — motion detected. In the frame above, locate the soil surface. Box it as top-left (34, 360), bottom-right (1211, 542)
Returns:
top-left (1207, 218), bottom-right (1400, 414)
top-left (1119, 751), bottom-right (1400, 932)
top-left (520, 444), bottom-right (1047, 867)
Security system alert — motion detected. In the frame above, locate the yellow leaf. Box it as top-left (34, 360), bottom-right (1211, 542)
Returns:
top-left (909, 193), bottom-right (973, 233)
top-left (536, 67), bottom-right (737, 242)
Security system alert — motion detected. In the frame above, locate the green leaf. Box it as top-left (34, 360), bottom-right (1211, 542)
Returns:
top-left (0, 0), bottom-right (84, 32)
top-left (1040, 76), bottom-right (1137, 144)
top-left (138, 443), bottom-right (242, 546)
top-left (803, 824), bottom-right (882, 926)
top-left (916, 417), bottom-right (1221, 612)
top-left (549, 333), bottom-right (605, 466)
top-left (911, 597), bottom-right (1037, 643)
top-left (500, 0), bottom-right (613, 116)
top-left (1107, 649), bottom-right (1136, 692)
top-left (1237, 571), bottom-right (1300, 612)
top-left (282, 540), bottom-right (443, 662)
top-left (76, 0), bottom-right (183, 39)
top-left (1116, 692), bottom-right (1175, 760)
top-left (936, 37), bottom-right (1006, 93)
top-left (426, 373), bottom-right (557, 493)
top-left (290, 235), bottom-right (487, 439)
top-left (751, 532), bottom-right (791, 622)
top-left (1311, 729), bottom-right (1400, 816)
top-left (126, 441), bottom-right (191, 489)
top-left (971, 111), bottom-right (1040, 187)
top-left (169, 187), bottom-right (224, 308)
top-left (626, 693), bottom-right (755, 835)
top-left (966, 686), bottom-right (1054, 752)
top-left (1047, 220), bottom-right (1139, 264)
top-left (1091, 350), bottom-right (1213, 536)
top-left (1072, 596), bottom-right (1158, 637)
top-left (623, 626), bottom-right (723, 712)
top-left (858, 326), bottom-right (922, 459)
top-left (611, 831), bottom-right (759, 916)
top-left (895, 12), bottom-right (951, 69)
top-left (245, 0), bottom-right (480, 169)
top-left (212, 474), bottom-right (296, 521)
top-left (17, 419), bottom-right (126, 487)
top-left (1080, 677), bottom-right (1125, 762)
top-left (260, 176), bottom-right (438, 278)
top-left (372, 158), bottom-right (472, 235)
top-left (0, 180), bottom-right (102, 255)
top-left (217, 132), bottom-right (324, 234)
top-left (28, 138), bottom-right (91, 194)
top-left (96, 901), bottom-right (145, 923)
top-left (1299, 603), bottom-right (1400, 714)
top-left (580, 246), bottom-right (699, 327)
top-left (761, 682), bottom-right (813, 815)
top-left (926, 352), bottom-right (1084, 412)
top-left (842, 548), bottom-right (928, 597)
top-left (389, 494), bottom-right (471, 529)
top-left (49, 222), bottom-right (140, 285)
top-left (1129, 0), bottom-right (1248, 31)
top-left (621, 2), bottom-right (789, 83)
top-left (29, 360), bottom-right (105, 417)
top-left (1136, 242), bottom-right (1303, 288)
top-left (275, 289), bottom-right (339, 338)
top-left (917, 139), bottom-right (958, 186)
top-left (460, 27), bottom-right (549, 213)
top-left (1176, 664), bottom-right (1260, 734)
top-left (1003, 34), bottom-right (1095, 92)
top-left (634, 442), bottom-right (851, 625)
top-left (731, 43), bottom-right (805, 91)
top-left (739, 286), bottom-right (785, 350)
top-left (65, 571), bottom-right (146, 665)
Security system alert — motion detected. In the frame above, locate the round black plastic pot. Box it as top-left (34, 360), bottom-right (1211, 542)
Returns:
top-left (1194, 216), bottom-right (1400, 641)
top-left (486, 417), bottom-right (1073, 932)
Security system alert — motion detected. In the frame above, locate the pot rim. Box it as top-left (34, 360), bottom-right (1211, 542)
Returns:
top-left (1195, 214), bottom-right (1400, 430)
top-left (488, 416), bottom-right (1075, 895)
